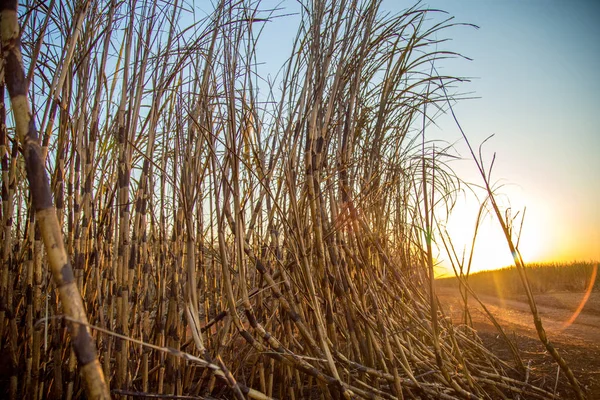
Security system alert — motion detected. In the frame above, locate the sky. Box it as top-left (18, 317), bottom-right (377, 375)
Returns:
top-left (253, 0), bottom-right (600, 274)
top-left (415, 0), bottom-right (600, 274)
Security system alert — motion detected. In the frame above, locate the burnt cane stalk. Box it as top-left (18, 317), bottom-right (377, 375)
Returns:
top-left (0, 1), bottom-right (110, 398)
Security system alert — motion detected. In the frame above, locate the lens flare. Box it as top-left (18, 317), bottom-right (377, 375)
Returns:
top-left (560, 263), bottom-right (598, 330)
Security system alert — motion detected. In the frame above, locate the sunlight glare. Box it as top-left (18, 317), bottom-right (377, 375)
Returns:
top-left (560, 263), bottom-right (598, 331)
top-left (438, 187), bottom-right (546, 275)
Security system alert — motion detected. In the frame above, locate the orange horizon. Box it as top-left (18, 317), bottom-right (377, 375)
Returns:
top-left (435, 258), bottom-right (599, 279)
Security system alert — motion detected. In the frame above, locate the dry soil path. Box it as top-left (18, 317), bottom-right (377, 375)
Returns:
top-left (438, 287), bottom-right (600, 399)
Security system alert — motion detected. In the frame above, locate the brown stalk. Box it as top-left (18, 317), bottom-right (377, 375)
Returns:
top-left (0, 1), bottom-right (110, 398)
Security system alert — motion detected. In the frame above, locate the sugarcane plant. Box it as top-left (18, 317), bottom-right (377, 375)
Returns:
top-left (0, 0), bottom-right (110, 398)
top-left (0, 0), bottom-right (586, 399)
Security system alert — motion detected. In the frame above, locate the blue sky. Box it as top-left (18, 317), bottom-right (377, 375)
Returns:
top-left (253, 0), bottom-right (600, 273)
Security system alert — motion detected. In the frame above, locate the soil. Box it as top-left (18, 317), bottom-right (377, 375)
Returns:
top-left (438, 287), bottom-right (600, 399)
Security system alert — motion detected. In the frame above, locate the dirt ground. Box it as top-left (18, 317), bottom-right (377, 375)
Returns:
top-left (438, 287), bottom-right (600, 399)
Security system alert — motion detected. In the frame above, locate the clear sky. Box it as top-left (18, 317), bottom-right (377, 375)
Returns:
top-left (254, 0), bottom-right (600, 274)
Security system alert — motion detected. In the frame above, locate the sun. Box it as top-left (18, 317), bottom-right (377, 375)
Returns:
top-left (437, 188), bottom-right (546, 275)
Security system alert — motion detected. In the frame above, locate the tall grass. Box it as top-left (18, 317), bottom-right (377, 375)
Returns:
top-left (438, 261), bottom-right (599, 297)
top-left (0, 0), bottom-right (581, 399)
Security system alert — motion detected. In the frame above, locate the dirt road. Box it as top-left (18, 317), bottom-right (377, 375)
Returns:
top-left (438, 287), bottom-right (600, 399)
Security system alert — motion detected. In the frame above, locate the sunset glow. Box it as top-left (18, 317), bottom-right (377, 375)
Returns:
top-left (410, 0), bottom-right (600, 275)
top-left (435, 178), bottom-right (599, 276)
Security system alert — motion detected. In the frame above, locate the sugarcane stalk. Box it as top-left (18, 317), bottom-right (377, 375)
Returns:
top-left (0, 1), bottom-right (110, 398)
